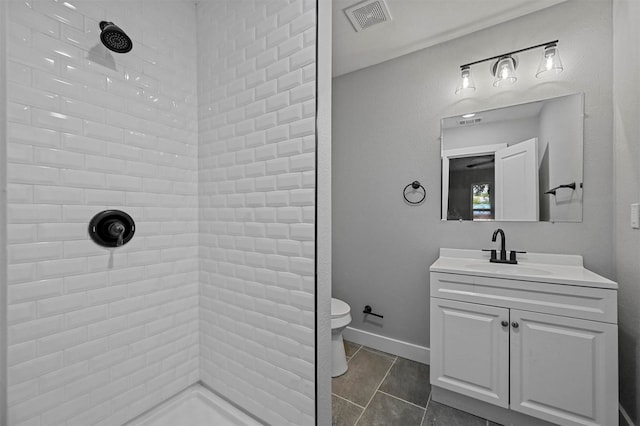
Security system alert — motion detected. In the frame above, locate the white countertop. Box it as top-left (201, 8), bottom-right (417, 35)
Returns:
top-left (430, 249), bottom-right (618, 290)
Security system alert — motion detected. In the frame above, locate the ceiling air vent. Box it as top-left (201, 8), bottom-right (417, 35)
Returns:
top-left (458, 118), bottom-right (483, 126)
top-left (344, 0), bottom-right (392, 32)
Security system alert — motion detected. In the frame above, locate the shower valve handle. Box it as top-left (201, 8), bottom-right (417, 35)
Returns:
top-left (108, 221), bottom-right (126, 247)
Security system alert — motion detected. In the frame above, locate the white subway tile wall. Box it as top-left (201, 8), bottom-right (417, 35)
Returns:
top-left (5, 0), bottom-right (200, 425)
top-left (197, 1), bottom-right (316, 425)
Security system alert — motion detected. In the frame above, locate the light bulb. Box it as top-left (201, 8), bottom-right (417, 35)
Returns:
top-left (545, 56), bottom-right (553, 71)
top-left (493, 56), bottom-right (517, 87)
top-left (455, 66), bottom-right (476, 95)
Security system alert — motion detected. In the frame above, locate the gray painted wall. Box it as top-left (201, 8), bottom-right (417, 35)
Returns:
top-left (539, 94), bottom-right (583, 222)
top-left (613, 0), bottom-right (640, 423)
top-left (332, 0), bottom-right (613, 348)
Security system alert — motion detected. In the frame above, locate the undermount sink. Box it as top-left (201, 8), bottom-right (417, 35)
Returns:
top-left (464, 262), bottom-right (552, 276)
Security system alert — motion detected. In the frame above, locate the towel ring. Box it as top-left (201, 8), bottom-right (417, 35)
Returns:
top-left (403, 181), bottom-right (426, 205)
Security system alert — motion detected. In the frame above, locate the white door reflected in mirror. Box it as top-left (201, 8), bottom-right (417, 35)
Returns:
top-left (494, 138), bottom-right (539, 221)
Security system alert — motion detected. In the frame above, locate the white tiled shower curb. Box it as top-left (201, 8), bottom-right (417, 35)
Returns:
top-left (126, 383), bottom-right (264, 426)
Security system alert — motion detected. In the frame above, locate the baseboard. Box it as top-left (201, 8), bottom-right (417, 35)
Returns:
top-left (343, 327), bottom-right (430, 365)
top-left (620, 403), bottom-right (636, 426)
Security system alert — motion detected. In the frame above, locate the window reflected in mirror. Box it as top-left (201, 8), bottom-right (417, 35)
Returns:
top-left (472, 183), bottom-right (493, 221)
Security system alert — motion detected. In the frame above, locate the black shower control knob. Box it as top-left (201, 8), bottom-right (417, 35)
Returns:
top-left (108, 221), bottom-right (125, 237)
top-left (89, 210), bottom-right (135, 248)
top-left (107, 221), bottom-right (126, 246)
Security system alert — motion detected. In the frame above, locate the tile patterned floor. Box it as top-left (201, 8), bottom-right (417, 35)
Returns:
top-left (332, 341), bottom-right (501, 426)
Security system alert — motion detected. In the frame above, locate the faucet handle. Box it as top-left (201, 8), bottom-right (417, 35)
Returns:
top-left (482, 248), bottom-right (497, 260)
top-left (509, 250), bottom-right (526, 262)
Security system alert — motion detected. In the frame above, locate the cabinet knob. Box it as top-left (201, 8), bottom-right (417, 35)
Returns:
top-left (511, 322), bottom-right (519, 329)
top-left (501, 320), bottom-right (509, 327)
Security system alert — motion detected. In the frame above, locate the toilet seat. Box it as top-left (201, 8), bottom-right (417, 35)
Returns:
top-left (331, 298), bottom-right (350, 318)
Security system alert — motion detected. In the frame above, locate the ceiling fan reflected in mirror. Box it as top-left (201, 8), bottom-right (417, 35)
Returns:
top-left (466, 158), bottom-right (495, 169)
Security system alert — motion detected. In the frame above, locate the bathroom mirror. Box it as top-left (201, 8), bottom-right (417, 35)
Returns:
top-left (441, 93), bottom-right (584, 222)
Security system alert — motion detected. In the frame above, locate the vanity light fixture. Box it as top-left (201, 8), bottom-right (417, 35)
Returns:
top-left (455, 66), bottom-right (476, 95)
top-left (455, 40), bottom-right (563, 95)
top-left (536, 42), bottom-right (563, 77)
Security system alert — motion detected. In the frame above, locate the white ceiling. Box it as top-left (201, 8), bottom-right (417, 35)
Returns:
top-left (332, 0), bottom-right (567, 77)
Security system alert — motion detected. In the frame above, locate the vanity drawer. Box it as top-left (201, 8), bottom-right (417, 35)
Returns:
top-left (431, 272), bottom-right (617, 324)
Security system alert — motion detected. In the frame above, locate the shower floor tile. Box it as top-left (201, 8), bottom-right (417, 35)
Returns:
top-left (331, 341), bottom-right (500, 426)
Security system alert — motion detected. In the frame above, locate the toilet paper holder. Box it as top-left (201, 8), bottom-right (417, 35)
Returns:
top-left (363, 305), bottom-right (384, 318)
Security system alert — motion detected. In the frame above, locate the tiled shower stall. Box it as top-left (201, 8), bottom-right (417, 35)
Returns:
top-left (1, 0), bottom-right (319, 424)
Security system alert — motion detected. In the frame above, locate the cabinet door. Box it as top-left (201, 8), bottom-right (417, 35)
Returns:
top-left (510, 310), bottom-right (618, 426)
top-left (430, 298), bottom-right (510, 407)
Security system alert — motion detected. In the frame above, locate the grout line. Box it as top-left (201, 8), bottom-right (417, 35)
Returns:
top-left (377, 390), bottom-right (428, 410)
top-left (331, 393), bottom-right (366, 410)
top-left (353, 354), bottom-right (397, 426)
top-left (420, 391), bottom-right (432, 426)
top-left (346, 344), bottom-right (362, 363)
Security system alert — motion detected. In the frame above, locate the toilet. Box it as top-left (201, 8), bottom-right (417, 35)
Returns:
top-left (331, 298), bottom-right (352, 377)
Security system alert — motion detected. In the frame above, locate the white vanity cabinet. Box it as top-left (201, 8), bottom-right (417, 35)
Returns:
top-left (509, 309), bottom-right (617, 425)
top-left (430, 298), bottom-right (510, 407)
top-left (429, 249), bottom-right (619, 426)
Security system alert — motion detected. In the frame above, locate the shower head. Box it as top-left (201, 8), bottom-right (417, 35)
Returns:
top-left (99, 21), bottom-right (133, 53)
